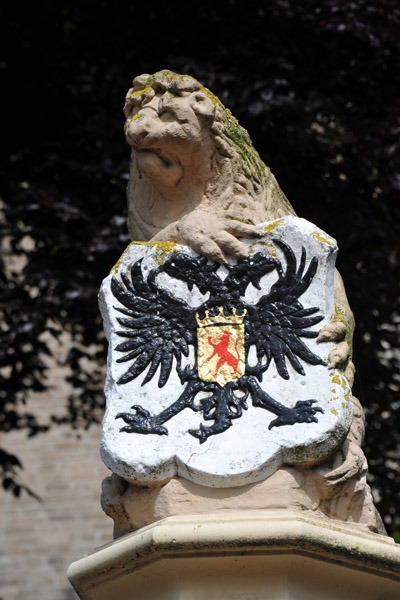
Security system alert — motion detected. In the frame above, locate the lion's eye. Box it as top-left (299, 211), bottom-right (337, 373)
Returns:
top-left (153, 84), bottom-right (166, 97)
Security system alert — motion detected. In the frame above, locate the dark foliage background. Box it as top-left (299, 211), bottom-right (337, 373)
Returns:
top-left (1, 1), bottom-right (399, 534)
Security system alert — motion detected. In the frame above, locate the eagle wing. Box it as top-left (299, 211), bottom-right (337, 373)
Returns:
top-left (111, 258), bottom-right (196, 387)
top-left (246, 239), bottom-right (326, 381)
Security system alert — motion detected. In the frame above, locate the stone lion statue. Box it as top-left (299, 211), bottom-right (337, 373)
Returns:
top-left (101, 70), bottom-right (384, 538)
top-left (124, 69), bottom-right (294, 262)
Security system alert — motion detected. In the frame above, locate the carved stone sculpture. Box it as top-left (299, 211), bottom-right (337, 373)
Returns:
top-left (100, 70), bottom-right (384, 538)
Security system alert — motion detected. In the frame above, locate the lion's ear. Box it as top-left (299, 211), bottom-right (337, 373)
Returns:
top-left (190, 93), bottom-right (215, 118)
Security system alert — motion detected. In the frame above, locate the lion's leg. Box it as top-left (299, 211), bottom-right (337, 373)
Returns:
top-left (214, 357), bottom-right (225, 376)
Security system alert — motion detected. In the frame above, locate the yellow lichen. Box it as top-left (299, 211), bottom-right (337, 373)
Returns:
top-left (199, 84), bottom-right (225, 109)
top-left (263, 219), bottom-right (285, 234)
top-left (127, 86), bottom-right (153, 99)
top-left (127, 240), bottom-right (177, 251)
top-left (129, 240), bottom-right (178, 266)
top-left (332, 304), bottom-right (353, 356)
top-left (159, 69), bottom-right (194, 82)
top-left (331, 409), bottom-right (339, 416)
top-left (331, 372), bottom-right (349, 390)
top-left (249, 241), bottom-right (277, 257)
top-left (124, 111), bottom-right (144, 134)
top-left (310, 231), bottom-right (334, 246)
top-left (110, 240), bottom-right (178, 274)
top-left (110, 242), bottom-right (137, 275)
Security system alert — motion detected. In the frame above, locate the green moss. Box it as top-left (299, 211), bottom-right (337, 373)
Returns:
top-left (216, 99), bottom-right (266, 182)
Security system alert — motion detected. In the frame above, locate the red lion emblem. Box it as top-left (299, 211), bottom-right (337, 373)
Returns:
top-left (207, 330), bottom-right (240, 376)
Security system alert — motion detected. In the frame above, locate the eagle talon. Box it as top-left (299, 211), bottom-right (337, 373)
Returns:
top-left (189, 424), bottom-right (209, 444)
top-left (268, 399), bottom-right (323, 429)
top-left (116, 407), bottom-right (168, 435)
top-left (130, 405), bottom-right (150, 418)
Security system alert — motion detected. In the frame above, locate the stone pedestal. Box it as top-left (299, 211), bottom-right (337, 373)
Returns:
top-left (67, 511), bottom-right (400, 600)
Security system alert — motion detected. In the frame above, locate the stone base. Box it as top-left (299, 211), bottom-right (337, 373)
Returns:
top-left (101, 461), bottom-right (385, 539)
top-left (68, 511), bottom-right (400, 600)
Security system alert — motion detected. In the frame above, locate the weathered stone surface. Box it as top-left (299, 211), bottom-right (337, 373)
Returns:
top-left (68, 511), bottom-right (400, 600)
top-left (99, 216), bottom-right (352, 488)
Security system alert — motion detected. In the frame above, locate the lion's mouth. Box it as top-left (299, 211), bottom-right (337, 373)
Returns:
top-left (136, 148), bottom-right (177, 170)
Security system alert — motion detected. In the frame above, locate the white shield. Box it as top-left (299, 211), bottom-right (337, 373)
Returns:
top-left (99, 217), bottom-right (353, 487)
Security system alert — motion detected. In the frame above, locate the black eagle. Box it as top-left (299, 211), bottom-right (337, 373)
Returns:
top-left (111, 240), bottom-right (326, 443)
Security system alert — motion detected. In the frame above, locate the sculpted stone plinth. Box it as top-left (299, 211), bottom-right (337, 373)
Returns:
top-left (68, 512), bottom-right (400, 600)
top-left (100, 70), bottom-right (384, 538)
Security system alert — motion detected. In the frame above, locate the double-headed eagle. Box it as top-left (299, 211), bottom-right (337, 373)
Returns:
top-left (111, 240), bottom-right (326, 443)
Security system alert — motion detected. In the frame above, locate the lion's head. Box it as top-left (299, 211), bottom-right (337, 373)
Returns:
top-left (124, 70), bottom-right (294, 243)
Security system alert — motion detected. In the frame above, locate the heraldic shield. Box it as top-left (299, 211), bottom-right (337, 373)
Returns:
top-left (99, 217), bottom-right (353, 488)
top-left (196, 308), bottom-right (246, 385)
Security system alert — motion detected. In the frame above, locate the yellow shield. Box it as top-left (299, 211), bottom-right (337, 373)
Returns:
top-left (197, 323), bottom-right (246, 386)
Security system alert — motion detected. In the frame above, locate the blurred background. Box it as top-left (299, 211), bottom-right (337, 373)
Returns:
top-left (1, 1), bottom-right (399, 598)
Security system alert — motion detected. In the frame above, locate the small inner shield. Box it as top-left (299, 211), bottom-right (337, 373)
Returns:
top-left (197, 322), bottom-right (246, 386)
